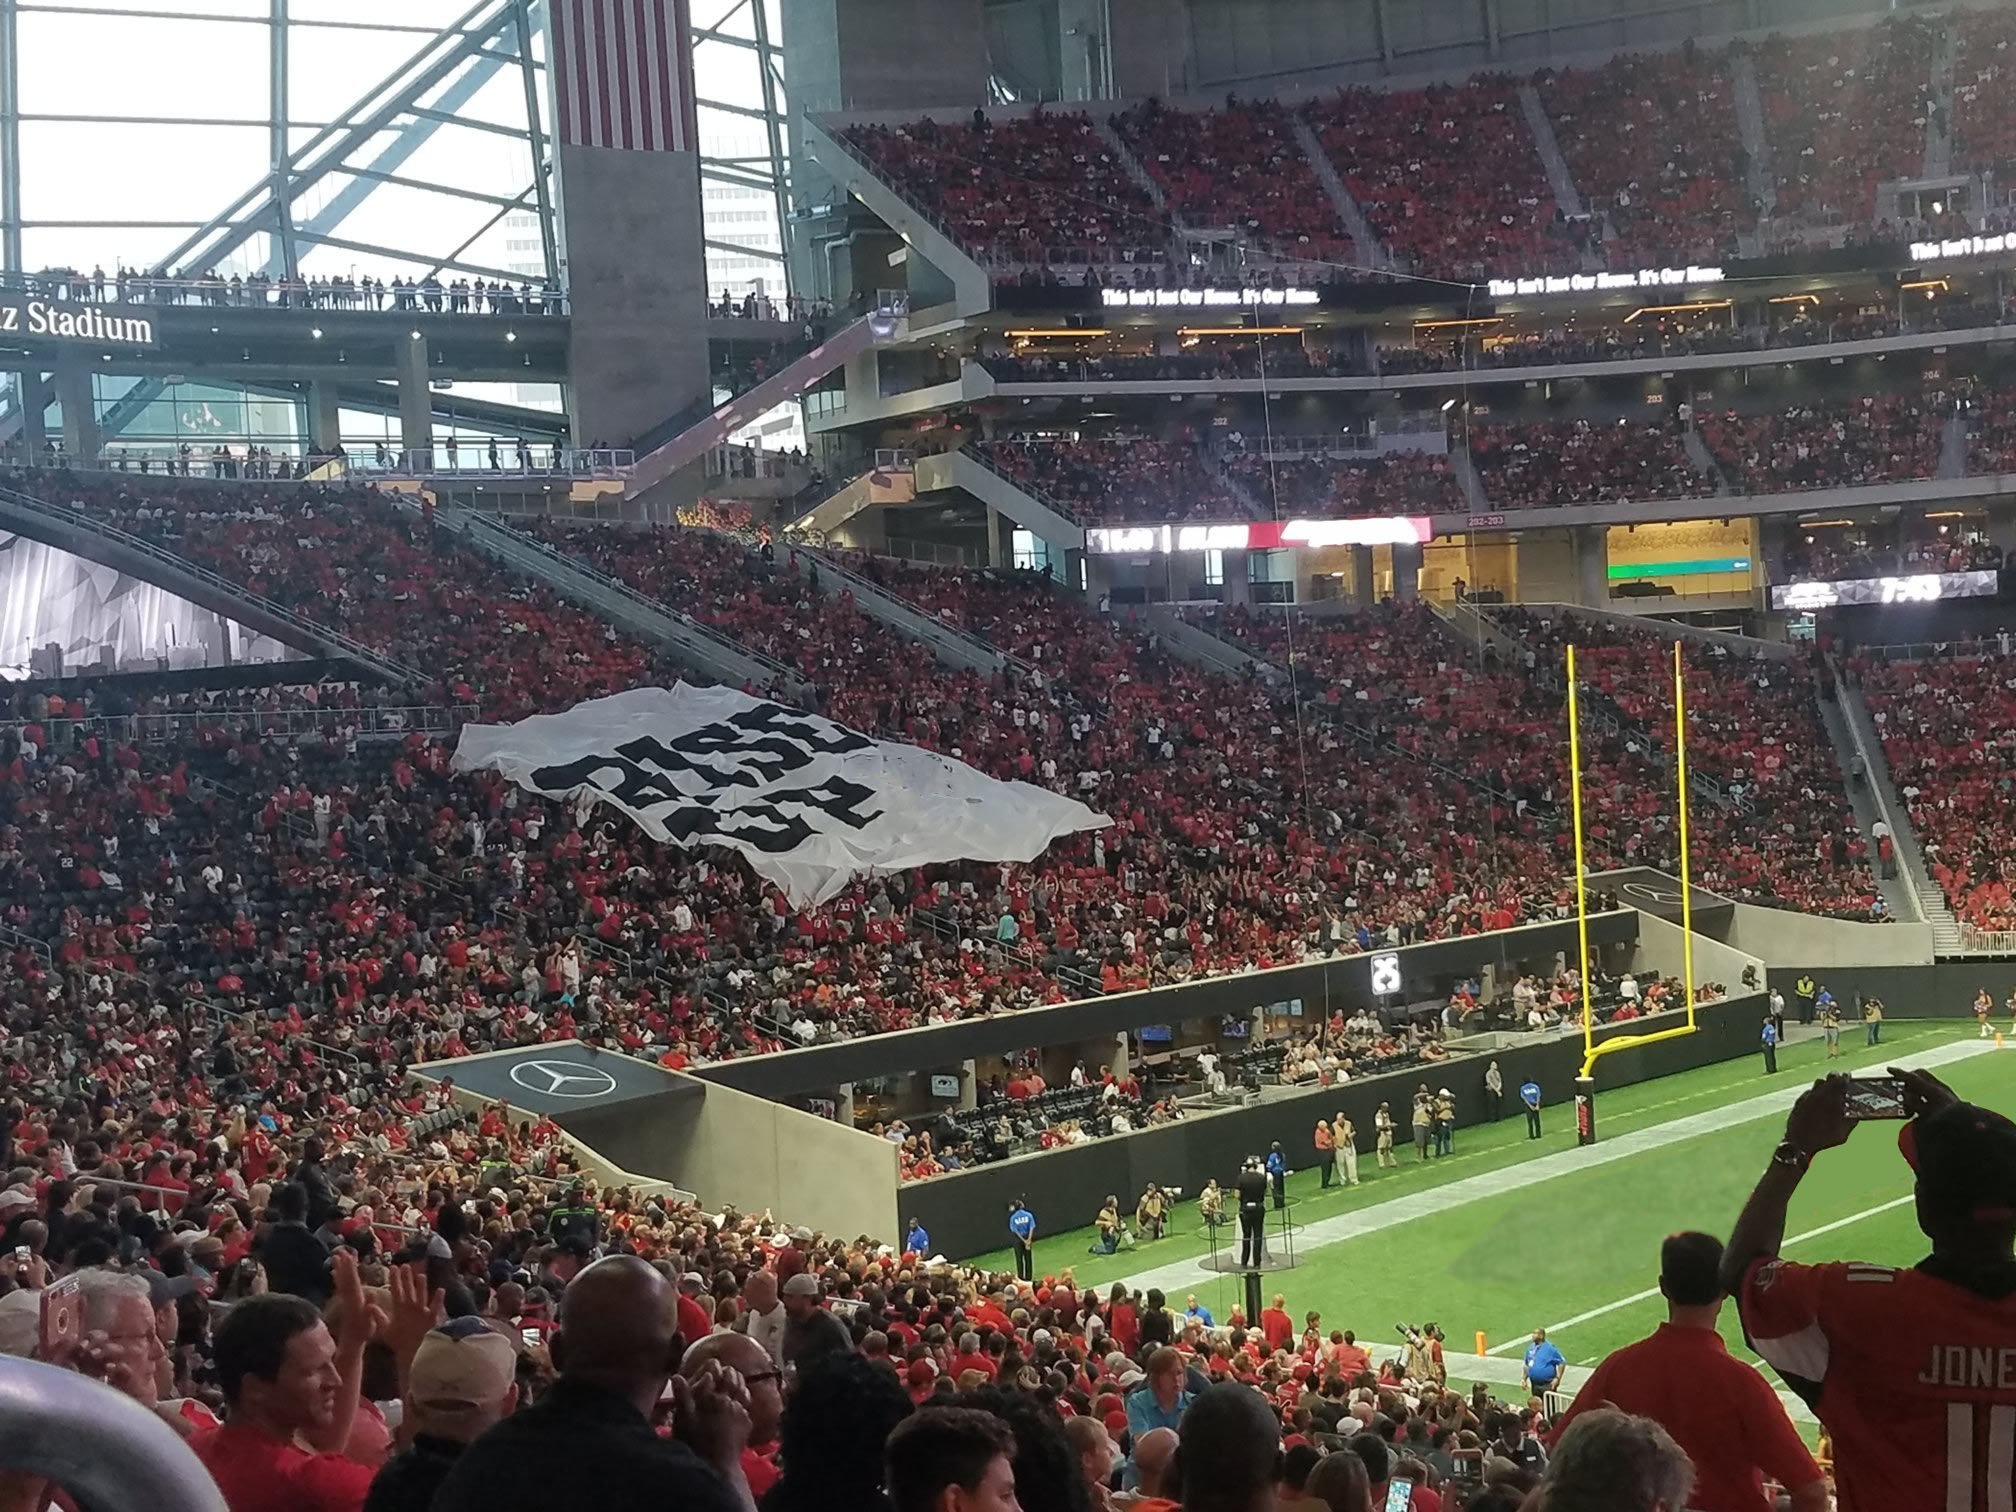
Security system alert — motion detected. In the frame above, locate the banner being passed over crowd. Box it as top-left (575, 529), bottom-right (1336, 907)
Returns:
top-left (452, 684), bottom-right (1111, 908)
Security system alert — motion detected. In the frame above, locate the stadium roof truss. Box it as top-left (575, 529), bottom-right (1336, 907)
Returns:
top-left (0, 0), bottom-right (797, 444)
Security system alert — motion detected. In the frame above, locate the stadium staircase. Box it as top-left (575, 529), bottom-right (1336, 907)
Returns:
top-left (785, 455), bottom-right (917, 537)
top-left (1515, 83), bottom-right (1587, 218)
top-left (1199, 441), bottom-right (1269, 517)
top-left (0, 485), bottom-right (423, 688)
top-left (1924, 20), bottom-right (1957, 180)
top-left (917, 448), bottom-right (1088, 552)
top-left (1729, 52), bottom-right (1778, 220)
top-left (1940, 414), bottom-right (1970, 480)
top-left (800, 119), bottom-right (993, 312)
top-left (1088, 114), bottom-right (1168, 210)
top-left (1141, 605), bottom-right (1277, 680)
top-left (429, 507), bottom-right (810, 698)
top-left (1449, 444), bottom-right (1492, 513)
top-left (1288, 111), bottom-right (1393, 271)
top-left (1832, 669), bottom-right (1963, 951)
top-left (778, 542), bottom-right (1026, 676)
top-left (1812, 680), bottom-right (1925, 926)
top-left (622, 308), bottom-right (895, 502)
top-left (1680, 426), bottom-right (1732, 493)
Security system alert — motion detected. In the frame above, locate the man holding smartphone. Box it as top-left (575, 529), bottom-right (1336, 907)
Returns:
top-left (1724, 1067), bottom-right (2016, 1512)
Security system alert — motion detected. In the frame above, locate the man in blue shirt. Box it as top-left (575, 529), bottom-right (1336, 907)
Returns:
top-left (1265, 1143), bottom-right (1288, 1209)
top-left (1760, 1017), bottom-right (1779, 1076)
top-left (1521, 1080), bottom-right (1543, 1139)
top-left (1523, 1327), bottom-right (1566, 1397)
top-left (1123, 1347), bottom-right (1193, 1486)
top-left (1006, 1200), bottom-right (1036, 1282)
top-left (904, 1217), bottom-right (930, 1256)
top-left (1183, 1294), bottom-right (1214, 1328)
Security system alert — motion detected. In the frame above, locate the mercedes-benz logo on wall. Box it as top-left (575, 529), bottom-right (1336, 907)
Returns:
top-left (508, 1059), bottom-right (619, 1099)
top-left (1621, 883), bottom-right (1686, 908)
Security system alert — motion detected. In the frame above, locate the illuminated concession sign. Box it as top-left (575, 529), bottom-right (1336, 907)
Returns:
top-left (1769, 571), bottom-right (2000, 610)
top-left (0, 297), bottom-right (156, 348)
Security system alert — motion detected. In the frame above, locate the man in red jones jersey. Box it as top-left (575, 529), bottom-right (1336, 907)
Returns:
top-left (1724, 1065), bottom-right (2016, 1512)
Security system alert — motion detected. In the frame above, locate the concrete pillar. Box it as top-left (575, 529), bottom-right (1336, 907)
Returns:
top-left (52, 354), bottom-right (98, 464)
top-left (16, 372), bottom-right (45, 455)
top-left (1349, 546), bottom-right (1375, 606)
top-left (958, 1059), bottom-right (978, 1111)
top-left (307, 380), bottom-right (342, 453)
top-left (1394, 542), bottom-right (1423, 603)
top-left (1573, 525), bottom-right (1608, 607)
top-left (1112, 1032), bottom-right (1130, 1080)
top-left (985, 505), bottom-right (1007, 568)
top-left (395, 335), bottom-right (432, 461)
top-left (1221, 548), bottom-right (1251, 606)
top-left (835, 1082), bottom-right (856, 1125)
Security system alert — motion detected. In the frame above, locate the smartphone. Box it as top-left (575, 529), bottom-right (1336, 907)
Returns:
top-left (39, 1274), bottom-right (83, 1357)
top-left (12, 1246), bottom-right (27, 1264)
top-left (1844, 1076), bottom-right (1910, 1121)
top-left (1384, 1478), bottom-right (1416, 1512)
top-left (520, 1326), bottom-right (542, 1347)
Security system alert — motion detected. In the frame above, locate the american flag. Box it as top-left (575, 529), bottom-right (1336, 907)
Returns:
top-left (550, 0), bottom-right (697, 154)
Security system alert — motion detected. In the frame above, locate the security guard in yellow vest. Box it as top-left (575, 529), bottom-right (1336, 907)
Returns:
top-left (1793, 973), bottom-right (1817, 1026)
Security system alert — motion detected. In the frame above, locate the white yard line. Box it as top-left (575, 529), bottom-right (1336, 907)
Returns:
top-left (1114, 1038), bottom-right (1992, 1300)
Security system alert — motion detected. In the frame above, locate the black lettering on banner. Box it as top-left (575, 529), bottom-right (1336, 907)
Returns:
top-left (653, 776), bottom-right (885, 853)
top-left (525, 700), bottom-right (886, 855)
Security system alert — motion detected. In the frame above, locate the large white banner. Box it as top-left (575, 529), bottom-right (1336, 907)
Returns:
top-left (452, 685), bottom-right (1111, 908)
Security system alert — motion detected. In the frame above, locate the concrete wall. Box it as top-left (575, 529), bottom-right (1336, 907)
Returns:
top-left (1765, 963), bottom-right (2016, 1019)
top-left (907, 990), bottom-right (1767, 1258)
top-left (558, 143), bottom-right (710, 450)
top-left (1726, 902), bottom-right (1935, 969)
top-left (1634, 911), bottom-right (1766, 994)
top-left (569, 1073), bottom-right (901, 1242)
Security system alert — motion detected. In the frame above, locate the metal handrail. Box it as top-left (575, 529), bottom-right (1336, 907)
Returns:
top-left (366, 447), bottom-right (635, 479)
top-left (1960, 924), bottom-right (2016, 952)
top-left (0, 1356), bottom-right (227, 1512)
top-left (960, 445), bottom-right (1092, 528)
top-left (0, 485), bottom-right (426, 686)
top-left (0, 922), bottom-right (51, 964)
top-left (6, 267), bottom-right (567, 315)
top-left (0, 705), bottom-right (475, 745)
top-left (464, 514), bottom-right (799, 682)
top-left (784, 544), bottom-right (1037, 675)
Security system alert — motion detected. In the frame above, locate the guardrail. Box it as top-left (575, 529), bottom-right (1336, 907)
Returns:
top-left (0, 485), bottom-right (427, 687)
top-left (786, 544), bottom-right (1034, 675)
top-left (960, 446), bottom-right (1093, 528)
top-left (7, 268), bottom-right (566, 315)
top-left (470, 514), bottom-right (800, 686)
top-left (1960, 924), bottom-right (2016, 953)
top-left (0, 704), bottom-right (476, 745)
top-left (362, 447), bottom-right (632, 479)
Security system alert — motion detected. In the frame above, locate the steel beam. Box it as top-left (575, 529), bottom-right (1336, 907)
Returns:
top-left (704, 236), bottom-right (786, 262)
top-left (748, 0), bottom-right (791, 298)
top-left (399, 104), bottom-right (529, 139)
top-left (0, 0), bottom-right (19, 274)
top-left (148, 0), bottom-right (513, 277)
top-left (270, 0), bottom-right (297, 279)
top-left (304, 230), bottom-right (529, 285)
top-left (510, 0), bottom-right (558, 285)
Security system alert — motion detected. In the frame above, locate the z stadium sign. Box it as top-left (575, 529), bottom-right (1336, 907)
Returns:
top-left (0, 296), bottom-right (156, 349)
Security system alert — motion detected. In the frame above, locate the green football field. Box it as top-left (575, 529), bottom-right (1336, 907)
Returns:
top-left (960, 1023), bottom-right (2010, 1386)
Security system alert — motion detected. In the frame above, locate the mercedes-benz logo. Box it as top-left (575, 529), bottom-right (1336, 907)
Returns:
top-left (508, 1059), bottom-right (619, 1099)
top-left (1621, 882), bottom-right (1686, 907)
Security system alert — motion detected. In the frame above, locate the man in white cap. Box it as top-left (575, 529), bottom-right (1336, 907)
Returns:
top-left (779, 1271), bottom-right (850, 1372)
top-left (364, 1318), bottom-right (519, 1512)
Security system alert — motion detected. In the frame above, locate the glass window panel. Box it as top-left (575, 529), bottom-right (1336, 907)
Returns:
top-left (289, 0), bottom-right (484, 27)
top-left (19, 122), bottom-right (269, 265)
top-left (692, 38), bottom-right (762, 109)
top-left (20, 12), bottom-right (266, 119)
top-left (34, 0), bottom-right (265, 15)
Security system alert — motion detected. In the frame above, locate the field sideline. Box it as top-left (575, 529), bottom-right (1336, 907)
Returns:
top-left (951, 1024), bottom-right (2008, 1389)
